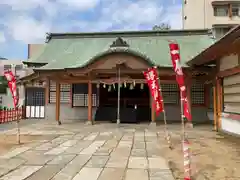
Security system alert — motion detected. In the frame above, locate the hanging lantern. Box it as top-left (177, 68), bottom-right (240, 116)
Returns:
top-left (119, 83), bottom-right (122, 88)
top-left (108, 85), bottom-right (111, 92)
top-left (96, 83), bottom-right (100, 88)
top-left (140, 83), bottom-right (144, 89)
top-left (124, 81), bottom-right (127, 88)
top-left (133, 80), bottom-right (136, 87)
top-left (103, 83), bottom-right (106, 88)
top-left (113, 83), bottom-right (115, 90)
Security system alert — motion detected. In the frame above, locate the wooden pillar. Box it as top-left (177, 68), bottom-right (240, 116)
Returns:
top-left (45, 79), bottom-right (49, 105)
top-left (70, 83), bottom-right (73, 108)
top-left (216, 78), bottom-right (222, 129)
top-left (229, 4), bottom-right (232, 18)
top-left (213, 85), bottom-right (218, 131)
top-left (56, 81), bottom-right (61, 125)
top-left (151, 96), bottom-right (156, 122)
top-left (88, 81), bottom-right (93, 124)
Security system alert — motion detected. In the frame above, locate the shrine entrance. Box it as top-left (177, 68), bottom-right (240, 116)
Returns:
top-left (95, 82), bottom-right (151, 123)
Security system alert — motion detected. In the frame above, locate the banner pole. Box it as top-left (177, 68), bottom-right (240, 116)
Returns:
top-left (160, 88), bottom-right (172, 148)
top-left (180, 92), bottom-right (185, 139)
top-left (116, 67), bottom-right (120, 125)
top-left (16, 107), bottom-right (20, 144)
top-left (14, 65), bottom-right (20, 145)
top-left (156, 71), bottom-right (172, 148)
top-left (181, 91), bottom-right (192, 180)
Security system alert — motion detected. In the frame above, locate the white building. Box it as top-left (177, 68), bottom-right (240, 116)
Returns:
top-left (182, 0), bottom-right (240, 38)
top-left (0, 59), bottom-right (27, 108)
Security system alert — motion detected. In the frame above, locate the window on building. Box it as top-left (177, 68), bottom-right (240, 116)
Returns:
top-left (191, 82), bottom-right (205, 105)
top-left (232, 4), bottom-right (240, 16)
top-left (49, 81), bottom-right (71, 103)
top-left (161, 84), bottom-right (179, 104)
top-left (72, 83), bottom-right (98, 107)
top-left (213, 27), bottom-right (232, 39)
top-left (15, 65), bottom-right (23, 71)
top-left (3, 65), bottom-right (12, 71)
top-left (0, 76), bottom-right (8, 94)
top-left (214, 5), bottom-right (229, 16)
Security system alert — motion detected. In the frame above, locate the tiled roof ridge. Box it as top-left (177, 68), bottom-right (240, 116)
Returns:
top-left (46, 29), bottom-right (212, 42)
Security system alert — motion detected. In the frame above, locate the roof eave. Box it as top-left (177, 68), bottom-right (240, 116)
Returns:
top-left (187, 25), bottom-right (240, 67)
top-left (33, 68), bottom-right (64, 73)
top-left (23, 61), bottom-right (48, 66)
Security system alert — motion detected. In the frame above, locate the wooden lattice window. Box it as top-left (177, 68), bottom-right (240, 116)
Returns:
top-left (72, 83), bottom-right (98, 107)
top-left (191, 82), bottom-right (205, 105)
top-left (49, 80), bottom-right (71, 103)
top-left (161, 84), bottom-right (179, 104)
top-left (60, 84), bottom-right (71, 103)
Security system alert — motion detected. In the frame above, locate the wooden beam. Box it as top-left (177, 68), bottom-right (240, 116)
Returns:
top-left (67, 67), bottom-right (176, 76)
top-left (50, 78), bottom-right (88, 83)
top-left (56, 81), bottom-right (61, 125)
top-left (191, 70), bottom-right (217, 83)
top-left (217, 65), bottom-right (240, 77)
top-left (190, 65), bottom-right (216, 73)
top-left (49, 77), bottom-right (177, 84)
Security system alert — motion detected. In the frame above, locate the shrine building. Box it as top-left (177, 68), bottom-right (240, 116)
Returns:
top-left (20, 29), bottom-right (215, 125)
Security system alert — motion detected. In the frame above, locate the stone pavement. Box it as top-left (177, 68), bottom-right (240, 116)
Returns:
top-left (0, 121), bottom-right (175, 180)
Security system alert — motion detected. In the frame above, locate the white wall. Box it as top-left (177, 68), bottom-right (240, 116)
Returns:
top-left (221, 115), bottom-right (240, 135)
top-left (219, 53), bottom-right (240, 136)
top-left (0, 85), bottom-right (25, 108)
top-left (0, 59), bottom-right (29, 108)
top-left (183, 0), bottom-right (240, 29)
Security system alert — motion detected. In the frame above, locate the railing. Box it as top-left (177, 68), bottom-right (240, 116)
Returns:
top-left (0, 106), bottom-right (25, 124)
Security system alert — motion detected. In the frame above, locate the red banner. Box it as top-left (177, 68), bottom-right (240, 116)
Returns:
top-left (169, 42), bottom-right (192, 121)
top-left (4, 71), bottom-right (19, 108)
top-left (143, 67), bottom-right (164, 115)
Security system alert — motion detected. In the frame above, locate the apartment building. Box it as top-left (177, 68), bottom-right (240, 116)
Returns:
top-left (0, 44), bottom-right (44, 108)
top-left (183, 0), bottom-right (240, 38)
top-left (0, 59), bottom-right (27, 77)
top-left (0, 59), bottom-right (27, 107)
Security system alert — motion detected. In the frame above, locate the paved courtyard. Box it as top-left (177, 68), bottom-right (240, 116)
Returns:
top-left (0, 121), bottom-right (174, 180)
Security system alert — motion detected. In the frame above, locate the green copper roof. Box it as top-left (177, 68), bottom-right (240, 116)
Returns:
top-left (29, 29), bottom-right (214, 70)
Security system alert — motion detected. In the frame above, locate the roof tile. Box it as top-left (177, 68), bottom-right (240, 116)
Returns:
top-left (30, 31), bottom-right (214, 70)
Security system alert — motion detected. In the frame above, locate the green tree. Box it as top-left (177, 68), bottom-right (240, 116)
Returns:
top-left (152, 23), bottom-right (171, 30)
top-left (0, 76), bottom-right (8, 94)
